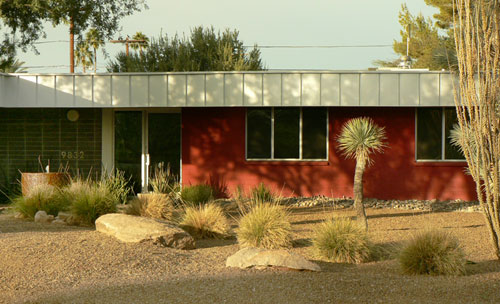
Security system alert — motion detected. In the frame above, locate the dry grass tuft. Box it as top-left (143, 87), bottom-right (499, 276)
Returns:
top-left (127, 193), bottom-right (175, 221)
top-left (237, 202), bottom-right (292, 249)
top-left (399, 229), bottom-right (466, 276)
top-left (312, 217), bottom-right (371, 264)
top-left (179, 203), bottom-right (230, 239)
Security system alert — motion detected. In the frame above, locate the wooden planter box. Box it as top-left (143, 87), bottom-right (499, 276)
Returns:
top-left (21, 172), bottom-right (70, 196)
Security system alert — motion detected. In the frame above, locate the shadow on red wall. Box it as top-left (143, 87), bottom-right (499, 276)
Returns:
top-left (181, 107), bottom-right (476, 201)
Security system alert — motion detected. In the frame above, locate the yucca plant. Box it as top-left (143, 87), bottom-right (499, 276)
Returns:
top-left (337, 117), bottom-right (386, 230)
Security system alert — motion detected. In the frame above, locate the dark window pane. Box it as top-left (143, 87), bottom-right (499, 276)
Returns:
top-left (417, 108), bottom-right (442, 160)
top-left (302, 108), bottom-right (327, 159)
top-left (444, 108), bottom-right (465, 160)
top-left (115, 111), bottom-right (142, 194)
top-left (274, 108), bottom-right (300, 159)
top-left (247, 108), bottom-right (271, 159)
top-left (148, 113), bottom-right (181, 177)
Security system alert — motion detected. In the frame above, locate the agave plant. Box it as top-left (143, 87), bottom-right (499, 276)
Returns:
top-left (337, 117), bottom-right (386, 230)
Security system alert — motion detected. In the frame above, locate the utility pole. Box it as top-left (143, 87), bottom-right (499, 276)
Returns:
top-left (110, 37), bottom-right (147, 56)
top-left (69, 16), bottom-right (75, 73)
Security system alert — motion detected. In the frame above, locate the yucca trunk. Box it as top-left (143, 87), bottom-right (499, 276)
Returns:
top-left (353, 158), bottom-right (368, 230)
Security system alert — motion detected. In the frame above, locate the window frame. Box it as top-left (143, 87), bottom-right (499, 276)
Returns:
top-left (415, 107), bottom-right (465, 162)
top-left (245, 107), bottom-right (329, 162)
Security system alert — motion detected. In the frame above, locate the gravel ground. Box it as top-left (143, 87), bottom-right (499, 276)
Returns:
top-left (1, 206), bottom-right (500, 304)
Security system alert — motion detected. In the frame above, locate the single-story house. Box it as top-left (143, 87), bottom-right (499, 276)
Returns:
top-left (0, 70), bottom-right (475, 200)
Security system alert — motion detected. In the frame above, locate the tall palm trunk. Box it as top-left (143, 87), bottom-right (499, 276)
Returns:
top-left (353, 158), bottom-right (367, 230)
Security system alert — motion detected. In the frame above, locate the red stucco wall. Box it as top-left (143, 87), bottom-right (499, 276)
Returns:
top-left (181, 107), bottom-right (476, 201)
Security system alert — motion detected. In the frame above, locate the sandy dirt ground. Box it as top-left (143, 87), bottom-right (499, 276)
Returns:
top-left (1, 206), bottom-right (500, 304)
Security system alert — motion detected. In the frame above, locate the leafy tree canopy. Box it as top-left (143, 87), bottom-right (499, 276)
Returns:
top-left (107, 26), bottom-right (265, 72)
top-left (375, 3), bottom-right (455, 70)
top-left (0, 0), bottom-right (147, 53)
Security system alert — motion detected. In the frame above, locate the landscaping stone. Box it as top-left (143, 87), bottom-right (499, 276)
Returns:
top-left (34, 211), bottom-right (54, 223)
top-left (226, 247), bottom-right (321, 271)
top-left (95, 213), bottom-right (195, 250)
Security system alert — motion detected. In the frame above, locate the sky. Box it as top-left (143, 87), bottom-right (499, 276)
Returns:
top-left (7, 0), bottom-right (439, 73)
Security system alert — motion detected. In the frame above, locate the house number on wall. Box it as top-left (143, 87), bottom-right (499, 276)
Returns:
top-left (61, 151), bottom-right (85, 160)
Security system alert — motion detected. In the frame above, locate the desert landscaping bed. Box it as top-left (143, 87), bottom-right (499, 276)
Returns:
top-left (1, 206), bottom-right (500, 304)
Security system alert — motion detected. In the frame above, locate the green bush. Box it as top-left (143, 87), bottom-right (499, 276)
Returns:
top-left (180, 184), bottom-right (214, 206)
top-left (127, 193), bottom-right (175, 221)
top-left (99, 169), bottom-right (132, 204)
top-left (312, 217), bottom-right (371, 264)
top-left (180, 203), bottom-right (230, 239)
top-left (399, 229), bottom-right (466, 276)
top-left (12, 184), bottom-right (69, 219)
top-left (67, 181), bottom-right (117, 225)
top-left (250, 183), bottom-right (274, 204)
top-left (237, 202), bottom-right (292, 249)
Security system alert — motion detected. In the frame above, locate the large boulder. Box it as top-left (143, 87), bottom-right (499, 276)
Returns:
top-left (226, 247), bottom-right (320, 271)
top-left (95, 213), bottom-right (195, 250)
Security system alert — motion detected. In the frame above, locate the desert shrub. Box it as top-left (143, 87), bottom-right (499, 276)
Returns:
top-left (180, 203), bottom-right (230, 239)
top-left (126, 193), bottom-right (175, 221)
top-left (68, 182), bottom-right (117, 225)
top-left (208, 174), bottom-right (229, 199)
top-left (12, 184), bottom-right (68, 219)
top-left (312, 217), bottom-right (371, 264)
top-left (399, 229), bottom-right (466, 276)
top-left (180, 184), bottom-right (214, 206)
top-left (237, 202), bottom-right (292, 249)
top-left (250, 183), bottom-right (275, 204)
top-left (149, 162), bottom-right (179, 194)
top-left (100, 169), bottom-right (132, 204)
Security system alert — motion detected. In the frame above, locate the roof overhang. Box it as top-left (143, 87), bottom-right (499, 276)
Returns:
top-left (0, 70), bottom-right (457, 108)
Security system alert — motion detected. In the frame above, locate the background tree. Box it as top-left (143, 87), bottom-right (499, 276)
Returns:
top-left (337, 118), bottom-right (386, 230)
top-left (85, 28), bottom-right (105, 73)
top-left (130, 31), bottom-right (149, 55)
top-left (75, 40), bottom-right (93, 73)
top-left (0, 0), bottom-right (147, 72)
top-left (375, 2), bottom-right (456, 70)
top-left (107, 26), bottom-right (264, 72)
top-left (452, 0), bottom-right (500, 259)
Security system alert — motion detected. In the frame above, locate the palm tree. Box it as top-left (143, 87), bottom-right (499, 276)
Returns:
top-left (74, 40), bottom-right (93, 73)
top-left (131, 31), bottom-right (149, 55)
top-left (337, 117), bottom-right (386, 230)
top-left (86, 28), bottom-right (104, 73)
top-left (0, 57), bottom-right (26, 73)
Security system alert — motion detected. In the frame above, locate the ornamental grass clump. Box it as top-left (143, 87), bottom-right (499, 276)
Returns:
top-left (67, 181), bottom-right (117, 225)
top-left (179, 203), bottom-right (230, 239)
top-left (250, 182), bottom-right (275, 204)
top-left (126, 193), bottom-right (175, 221)
top-left (180, 184), bottom-right (214, 206)
top-left (99, 169), bottom-right (132, 204)
top-left (399, 229), bottom-right (466, 276)
top-left (312, 217), bottom-right (371, 264)
top-left (237, 202), bottom-right (292, 249)
top-left (12, 184), bottom-right (68, 219)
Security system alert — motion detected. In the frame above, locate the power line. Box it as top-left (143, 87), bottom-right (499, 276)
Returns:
top-left (244, 44), bottom-right (392, 48)
top-left (32, 40), bottom-right (392, 49)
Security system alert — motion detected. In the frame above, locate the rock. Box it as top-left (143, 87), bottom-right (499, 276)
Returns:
top-left (95, 213), bottom-right (195, 250)
top-left (226, 247), bottom-right (320, 271)
top-left (52, 219), bottom-right (66, 225)
top-left (56, 211), bottom-right (71, 221)
top-left (14, 212), bottom-right (25, 219)
top-left (34, 211), bottom-right (54, 223)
